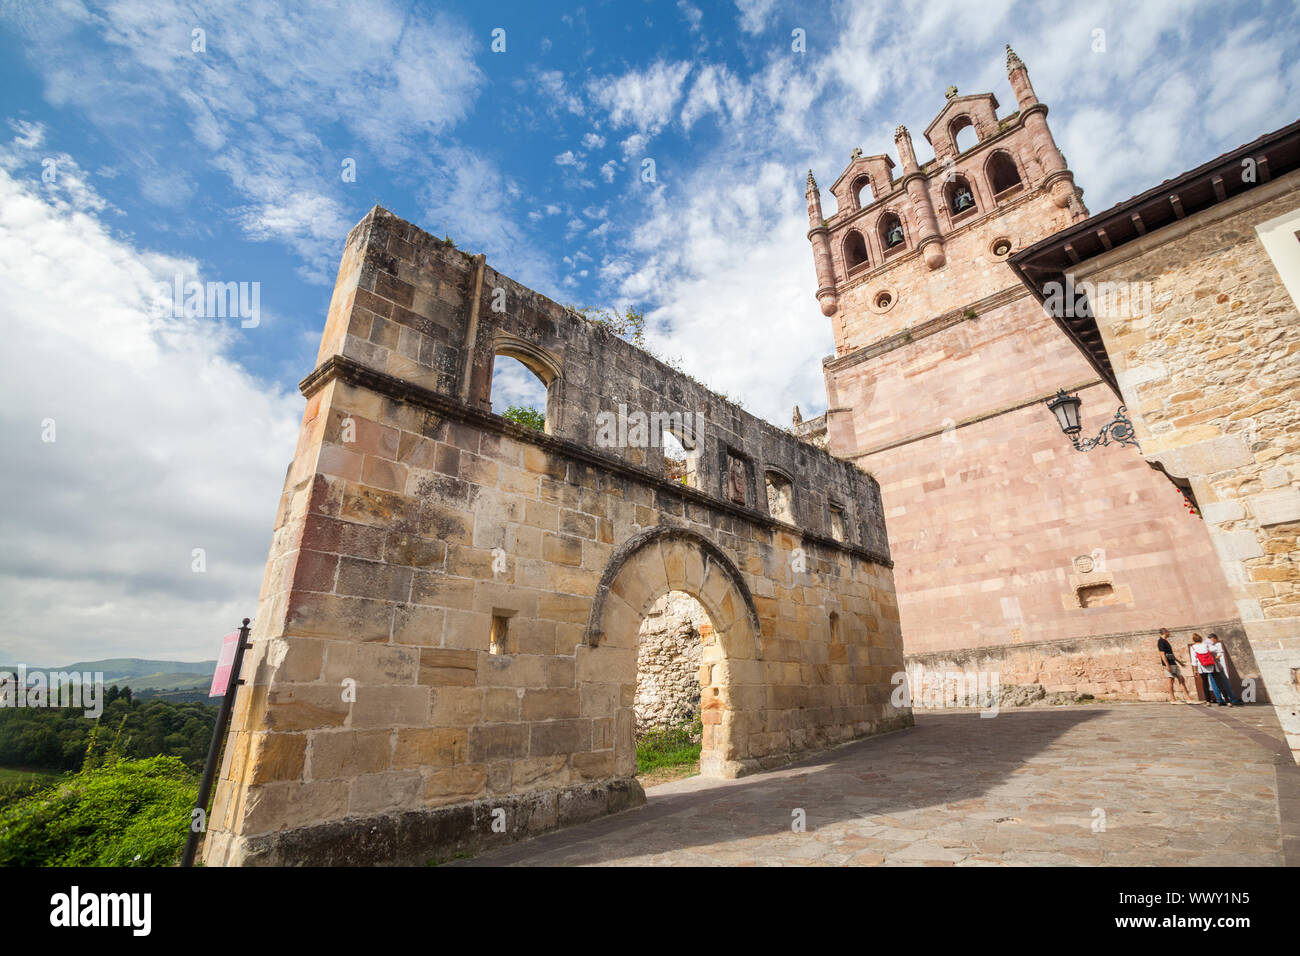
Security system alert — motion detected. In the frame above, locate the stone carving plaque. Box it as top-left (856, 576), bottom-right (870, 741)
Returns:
top-left (727, 455), bottom-right (747, 506)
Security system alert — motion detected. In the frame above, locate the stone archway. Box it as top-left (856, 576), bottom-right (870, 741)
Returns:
top-left (583, 526), bottom-right (762, 778)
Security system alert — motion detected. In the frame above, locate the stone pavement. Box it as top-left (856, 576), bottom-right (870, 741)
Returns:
top-left (456, 703), bottom-right (1299, 866)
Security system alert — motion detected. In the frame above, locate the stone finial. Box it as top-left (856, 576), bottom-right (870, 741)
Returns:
top-left (805, 169), bottom-right (817, 191)
top-left (792, 405), bottom-right (803, 425)
top-left (1006, 44), bottom-right (1024, 73)
top-left (850, 147), bottom-right (863, 160)
top-left (944, 85), bottom-right (959, 100)
top-left (894, 124), bottom-right (909, 140)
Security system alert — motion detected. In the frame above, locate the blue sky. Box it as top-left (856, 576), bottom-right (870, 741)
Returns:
top-left (2, 0), bottom-right (1298, 663)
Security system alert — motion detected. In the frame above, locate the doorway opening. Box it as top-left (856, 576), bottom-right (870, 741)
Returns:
top-left (633, 590), bottom-right (714, 787)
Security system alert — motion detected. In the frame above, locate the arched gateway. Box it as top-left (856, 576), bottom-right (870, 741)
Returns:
top-left (201, 208), bottom-right (909, 867)
top-left (587, 526), bottom-right (761, 777)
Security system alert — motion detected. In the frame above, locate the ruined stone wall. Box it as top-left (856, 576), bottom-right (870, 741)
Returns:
top-left (634, 591), bottom-right (707, 732)
top-left (1075, 172), bottom-right (1300, 757)
top-left (202, 208), bottom-right (908, 866)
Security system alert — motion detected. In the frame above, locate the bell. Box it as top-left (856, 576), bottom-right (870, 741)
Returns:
top-left (953, 187), bottom-right (974, 212)
top-left (886, 223), bottom-right (904, 247)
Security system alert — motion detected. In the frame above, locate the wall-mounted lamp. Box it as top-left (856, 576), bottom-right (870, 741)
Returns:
top-left (1045, 389), bottom-right (1140, 452)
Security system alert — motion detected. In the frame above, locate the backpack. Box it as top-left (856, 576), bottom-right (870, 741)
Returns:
top-left (1195, 648), bottom-right (1218, 669)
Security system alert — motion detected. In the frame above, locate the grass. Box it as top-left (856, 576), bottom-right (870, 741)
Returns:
top-left (0, 766), bottom-right (66, 808)
top-left (636, 716), bottom-right (702, 780)
top-left (0, 766), bottom-right (65, 788)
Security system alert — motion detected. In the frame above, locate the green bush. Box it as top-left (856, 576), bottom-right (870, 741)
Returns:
top-left (0, 755), bottom-right (197, 867)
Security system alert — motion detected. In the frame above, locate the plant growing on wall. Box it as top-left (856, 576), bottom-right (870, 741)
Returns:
top-left (502, 405), bottom-right (545, 431)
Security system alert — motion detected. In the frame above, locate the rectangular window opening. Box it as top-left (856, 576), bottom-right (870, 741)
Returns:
top-left (489, 613), bottom-right (512, 655)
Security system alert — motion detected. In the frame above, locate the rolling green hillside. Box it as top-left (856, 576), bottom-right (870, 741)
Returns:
top-left (0, 658), bottom-right (217, 693)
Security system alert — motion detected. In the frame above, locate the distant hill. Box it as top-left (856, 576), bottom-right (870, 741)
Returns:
top-left (0, 658), bottom-right (217, 694)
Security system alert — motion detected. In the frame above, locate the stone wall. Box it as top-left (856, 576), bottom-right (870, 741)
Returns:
top-left (905, 620), bottom-right (1261, 706)
top-left (1074, 171), bottom-right (1300, 758)
top-left (201, 207), bottom-right (910, 866)
top-left (825, 290), bottom-right (1238, 666)
top-left (634, 591), bottom-right (707, 733)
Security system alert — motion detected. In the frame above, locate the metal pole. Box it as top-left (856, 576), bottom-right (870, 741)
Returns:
top-left (181, 617), bottom-right (252, 867)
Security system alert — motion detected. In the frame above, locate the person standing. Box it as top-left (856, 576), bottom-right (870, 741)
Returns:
top-left (1191, 633), bottom-right (1232, 706)
top-left (1207, 633), bottom-right (1242, 705)
top-left (1156, 628), bottom-right (1192, 703)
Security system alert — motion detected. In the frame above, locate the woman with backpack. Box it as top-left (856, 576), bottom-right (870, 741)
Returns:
top-left (1207, 633), bottom-right (1243, 705)
top-left (1191, 633), bottom-right (1233, 706)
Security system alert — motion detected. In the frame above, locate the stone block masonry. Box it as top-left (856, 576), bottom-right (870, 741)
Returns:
top-left (1071, 171), bottom-right (1300, 761)
top-left (202, 207), bottom-right (910, 866)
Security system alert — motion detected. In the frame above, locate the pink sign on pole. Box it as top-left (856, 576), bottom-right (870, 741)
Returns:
top-left (209, 631), bottom-right (241, 697)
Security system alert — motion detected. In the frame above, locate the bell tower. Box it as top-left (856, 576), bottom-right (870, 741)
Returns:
top-left (806, 46), bottom-right (1239, 701)
top-left (804, 44), bottom-right (1086, 355)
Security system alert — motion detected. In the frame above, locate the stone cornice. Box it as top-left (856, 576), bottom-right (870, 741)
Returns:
top-left (824, 284), bottom-right (1034, 373)
top-left (299, 355), bottom-right (894, 568)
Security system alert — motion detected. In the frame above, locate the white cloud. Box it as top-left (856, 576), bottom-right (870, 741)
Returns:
top-left (679, 1), bottom-right (704, 33)
top-left (613, 160), bottom-right (833, 422)
top-left (555, 150), bottom-right (586, 170)
top-left (0, 135), bottom-right (300, 663)
top-left (4, 0), bottom-right (487, 282)
top-left (533, 69), bottom-right (588, 117)
top-left (589, 60), bottom-right (693, 134)
top-left (681, 64), bottom-right (753, 131)
top-left (620, 133), bottom-right (651, 160)
top-left (600, 160), bottom-right (618, 183)
top-left (581, 132), bottom-right (606, 149)
top-left (735, 0), bottom-right (778, 34)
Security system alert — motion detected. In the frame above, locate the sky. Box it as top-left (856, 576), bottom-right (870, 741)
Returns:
top-left (1, 0), bottom-right (1298, 664)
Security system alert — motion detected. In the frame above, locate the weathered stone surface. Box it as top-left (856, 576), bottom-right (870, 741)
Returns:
top-left (203, 206), bottom-right (906, 867)
top-left (1076, 174), bottom-right (1300, 760)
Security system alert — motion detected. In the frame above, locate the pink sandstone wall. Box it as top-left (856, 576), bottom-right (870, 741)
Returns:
top-left (811, 57), bottom-right (1243, 698)
top-left (827, 292), bottom-right (1239, 666)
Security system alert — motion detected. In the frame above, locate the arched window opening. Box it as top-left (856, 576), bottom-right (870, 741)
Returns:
top-left (491, 354), bottom-right (549, 432)
top-left (946, 176), bottom-right (977, 217)
top-left (491, 336), bottom-right (561, 434)
top-left (879, 212), bottom-right (905, 252)
top-left (829, 611), bottom-right (842, 644)
top-left (853, 175), bottom-right (874, 208)
top-left (951, 116), bottom-right (978, 154)
top-left (843, 230), bottom-right (869, 272)
top-left (988, 151), bottom-right (1023, 196)
top-left (765, 470), bottom-right (795, 524)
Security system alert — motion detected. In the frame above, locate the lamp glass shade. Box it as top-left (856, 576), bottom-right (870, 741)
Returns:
top-left (1047, 390), bottom-right (1082, 435)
